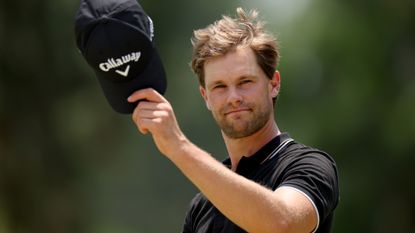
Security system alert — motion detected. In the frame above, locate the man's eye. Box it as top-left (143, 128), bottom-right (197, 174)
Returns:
top-left (214, 84), bottom-right (225, 89)
top-left (241, 80), bottom-right (252, 85)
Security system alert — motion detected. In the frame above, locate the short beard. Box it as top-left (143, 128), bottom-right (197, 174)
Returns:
top-left (215, 101), bottom-right (272, 139)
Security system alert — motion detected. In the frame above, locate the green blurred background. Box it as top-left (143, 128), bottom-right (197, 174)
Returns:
top-left (1, 0), bottom-right (414, 232)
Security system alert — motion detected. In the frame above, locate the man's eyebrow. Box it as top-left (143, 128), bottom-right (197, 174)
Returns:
top-left (238, 75), bottom-right (257, 80)
top-left (207, 80), bottom-right (225, 88)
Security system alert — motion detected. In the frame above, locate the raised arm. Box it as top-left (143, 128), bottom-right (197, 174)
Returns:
top-left (128, 88), bottom-right (317, 233)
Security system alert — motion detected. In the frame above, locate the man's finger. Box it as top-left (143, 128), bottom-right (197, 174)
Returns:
top-left (127, 88), bottom-right (165, 103)
top-left (136, 109), bottom-right (168, 119)
top-left (135, 100), bottom-right (166, 111)
top-left (137, 122), bottom-right (149, 135)
top-left (132, 110), bottom-right (149, 135)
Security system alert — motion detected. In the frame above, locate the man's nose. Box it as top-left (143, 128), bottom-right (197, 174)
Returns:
top-left (227, 87), bottom-right (243, 106)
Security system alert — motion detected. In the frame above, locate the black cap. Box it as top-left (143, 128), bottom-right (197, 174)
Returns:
top-left (74, 0), bottom-right (167, 114)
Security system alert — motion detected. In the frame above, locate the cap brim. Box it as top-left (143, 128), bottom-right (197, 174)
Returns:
top-left (95, 48), bottom-right (167, 114)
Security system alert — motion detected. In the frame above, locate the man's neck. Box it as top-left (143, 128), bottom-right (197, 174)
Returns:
top-left (222, 119), bottom-right (280, 171)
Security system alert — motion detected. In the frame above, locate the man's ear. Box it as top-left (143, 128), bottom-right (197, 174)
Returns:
top-left (199, 86), bottom-right (211, 110)
top-left (270, 71), bottom-right (281, 98)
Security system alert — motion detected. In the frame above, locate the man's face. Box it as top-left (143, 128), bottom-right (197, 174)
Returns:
top-left (200, 47), bottom-right (280, 139)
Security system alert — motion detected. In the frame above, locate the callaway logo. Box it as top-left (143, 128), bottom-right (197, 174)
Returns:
top-left (99, 52), bottom-right (141, 77)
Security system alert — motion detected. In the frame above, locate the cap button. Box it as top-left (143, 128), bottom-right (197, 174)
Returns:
top-left (100, 15), bottom-right (109, 24)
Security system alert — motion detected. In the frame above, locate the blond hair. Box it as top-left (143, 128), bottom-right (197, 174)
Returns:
top-left (191, 7), bottom-right (280, 87)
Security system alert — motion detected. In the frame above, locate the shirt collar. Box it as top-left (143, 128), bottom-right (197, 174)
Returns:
top-left (223, 133), bottom-right (292, 176)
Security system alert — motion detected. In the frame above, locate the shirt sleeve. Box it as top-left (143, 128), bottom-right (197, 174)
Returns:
top-left (182, 193), bottom-right (205, 233)
top-left (278, 150), bottom-right (339, 222)
top-left (182, 199), bottom-right (195, 233)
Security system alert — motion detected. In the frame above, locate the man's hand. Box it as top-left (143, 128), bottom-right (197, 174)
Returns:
top-left (128, 88), bottom-right (187, 157)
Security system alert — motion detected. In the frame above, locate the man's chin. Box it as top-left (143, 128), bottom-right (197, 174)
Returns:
top-left (221, 125), bottom-right (258, 139)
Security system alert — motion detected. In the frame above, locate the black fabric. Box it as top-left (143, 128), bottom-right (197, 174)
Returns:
top-left (74, 0), bottom-right (166, 114)
top-left (182, 133), bottom-right (339, 233)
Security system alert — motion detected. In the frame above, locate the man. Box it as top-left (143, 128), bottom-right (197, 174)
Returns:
top-left (128, 8), bottom-right (339, 233)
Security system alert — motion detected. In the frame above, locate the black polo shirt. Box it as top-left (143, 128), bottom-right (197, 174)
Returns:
top-left (182, 133), bottom-right (339, 233)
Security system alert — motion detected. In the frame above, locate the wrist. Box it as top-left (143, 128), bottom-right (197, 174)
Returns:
top-left (159, 133), bottom-right (190, 158)
top-left (166, 136), bottom-right (200, 163)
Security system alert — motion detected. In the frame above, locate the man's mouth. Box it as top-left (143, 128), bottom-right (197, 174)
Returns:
top-left (224, 108), bottom-right (251, 116)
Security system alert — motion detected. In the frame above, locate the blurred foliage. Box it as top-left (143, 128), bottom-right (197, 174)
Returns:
top-left (1, 0), bottom-right (415, 232)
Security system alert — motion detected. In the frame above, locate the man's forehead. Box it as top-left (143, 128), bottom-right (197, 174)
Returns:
top-left (204, 47), bottom-right (260, 82)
